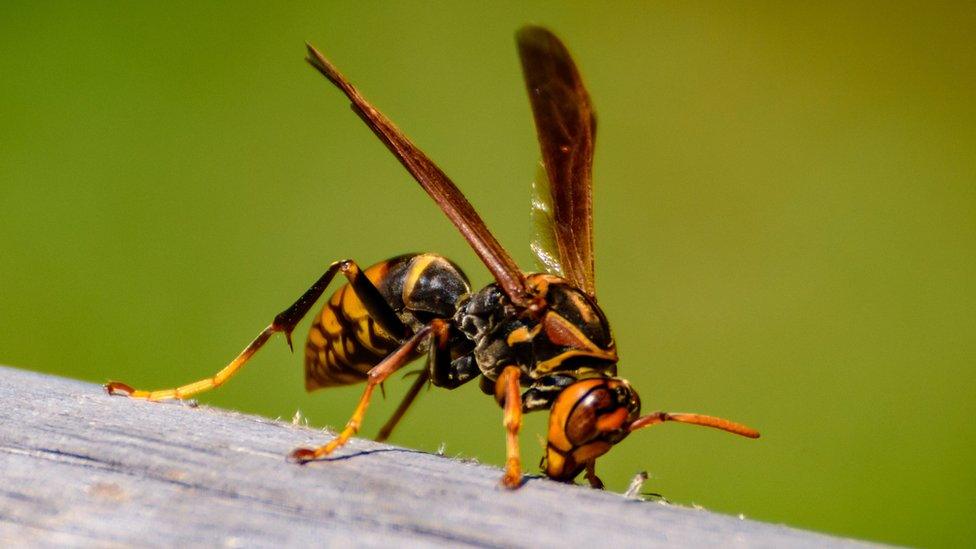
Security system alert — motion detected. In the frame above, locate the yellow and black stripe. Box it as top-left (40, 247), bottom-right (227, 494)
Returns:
top-left (303, 254), bottom-right (470, 391)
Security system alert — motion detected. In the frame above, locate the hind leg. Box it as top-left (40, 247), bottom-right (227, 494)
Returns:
top-left (105, 259), bottom-right (408, 401)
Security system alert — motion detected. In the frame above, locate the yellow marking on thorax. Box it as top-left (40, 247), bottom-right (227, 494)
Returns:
top-left (536, 312), bottom-right (616, 374)
top-left (525, 273), bottom-right (566, 296)
top-left (562, 289), bottom-right (600, 325)
top-left (505, 311), bottom-right (617, 377)
top-left (534, 349), bottom-right (616, 376)
top-left (401, 254), bottom-right (438, 307)
top-left (506, 324), bottom-right (543, 346)
top-left (540, 311), bottom-right (603, 352)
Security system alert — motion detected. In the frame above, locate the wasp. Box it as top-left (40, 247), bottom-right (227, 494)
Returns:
top-left (106, 26), bottom-right (759, 489)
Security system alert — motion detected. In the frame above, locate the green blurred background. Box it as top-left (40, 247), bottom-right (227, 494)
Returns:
top-left (2, 2), bottom-right (973, 546)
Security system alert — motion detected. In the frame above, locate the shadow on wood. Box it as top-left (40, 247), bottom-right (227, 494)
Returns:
top-left (0, 366), bottom-right (872, 547)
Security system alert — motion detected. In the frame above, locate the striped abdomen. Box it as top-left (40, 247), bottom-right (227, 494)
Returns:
top-left (303, 253), bottom-right (470, 391)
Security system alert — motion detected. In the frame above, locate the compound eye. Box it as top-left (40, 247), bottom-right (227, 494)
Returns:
top-left (564, 387), bottom-right (616, 445)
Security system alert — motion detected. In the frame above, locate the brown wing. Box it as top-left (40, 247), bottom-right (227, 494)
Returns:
top-left (516, 26), bottom-right (597, 297)
top-left (305, 44), bottom-right (529, 307)
top-left (530, 160), bottom-right (565, 278)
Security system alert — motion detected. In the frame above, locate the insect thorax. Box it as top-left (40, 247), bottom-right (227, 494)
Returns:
top-left (455, 274), bottom-right (618, 410)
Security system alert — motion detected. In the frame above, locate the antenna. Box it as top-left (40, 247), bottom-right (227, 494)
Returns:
top-left (629, 412), bottom-right (760, 438)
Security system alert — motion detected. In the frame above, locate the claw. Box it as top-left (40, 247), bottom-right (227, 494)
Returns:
top-left (288, 447), bottom-right (317, 464)
top-left (104, 381), bottom-right (135, 397)
top-left (284, 330), bottom-right (295, 352)
top-left (500, 472), bottom-right (524, 490)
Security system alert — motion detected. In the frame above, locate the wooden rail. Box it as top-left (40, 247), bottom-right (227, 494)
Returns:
top-left (0, 366), bottom-right (873, 547)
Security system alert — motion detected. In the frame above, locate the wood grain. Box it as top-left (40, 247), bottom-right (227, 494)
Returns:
top-left (0, 366), bottom-right (874, 547)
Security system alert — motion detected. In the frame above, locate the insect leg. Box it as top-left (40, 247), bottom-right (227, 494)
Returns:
top-left (428, 319), bottom-right (479, 390)
top-left (325, 260), bottom-right (411, 343)
top-left (584, 461), bottom-right (604, 489)
top-left (375, 318), bottom-right (453, 441)
top-left (290, 324), bottom-right (432, 462)
top-left (375, 367), bottom-right (429, 442)
top-left (105, 259), bottom-right (407, 401)
top-left (496, 365), bottom-right (524, 489)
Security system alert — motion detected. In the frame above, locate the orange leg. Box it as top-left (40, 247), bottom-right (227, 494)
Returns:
top-left (496, 365), bottom-right (524, 489)
top-left (104, 258), bottom-right (408, 402)
top-left (290, 325), bottom-right (432, 462)
top-left (376, 318), bottom-right (449, 441)
top-left (104, 326), bottom-right (276, 400)
top-left (375, 368), bottom-right (430, 442)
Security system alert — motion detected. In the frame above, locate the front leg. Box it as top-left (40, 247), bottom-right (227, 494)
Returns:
top-left (584, 461), bottom-right (604, 489)
top-left (496, 366), bottom-right (524, 489)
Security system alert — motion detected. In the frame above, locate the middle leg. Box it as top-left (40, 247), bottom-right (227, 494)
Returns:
top-left (375, 368), bottom-right (430, 442)
top-left (290, 324), bottom-right (433, 462)
top-left (375, 318), bottom-right (452, 441)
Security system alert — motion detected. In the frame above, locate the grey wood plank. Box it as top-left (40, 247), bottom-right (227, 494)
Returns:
top-left (0, 366), bottom-right (875, 548)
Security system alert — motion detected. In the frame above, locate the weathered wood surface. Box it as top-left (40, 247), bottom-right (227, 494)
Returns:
top-left (0, 366), bottom-right (873, 548)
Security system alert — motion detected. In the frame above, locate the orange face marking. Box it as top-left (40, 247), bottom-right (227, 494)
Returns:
top-left (546, 378), bottom-right (606, 452)
top-left (595, 407), bottom-right (629, 433)
top-left (544, 448), bottom-right (567, 477)
top-left (570, 440), bottom-right (612, 465)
